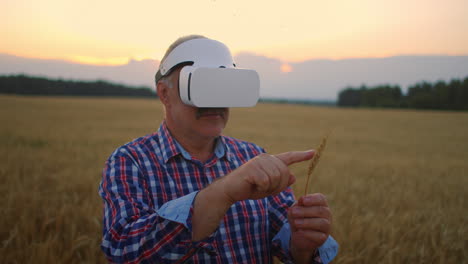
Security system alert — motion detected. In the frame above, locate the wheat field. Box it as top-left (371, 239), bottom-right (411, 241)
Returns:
top-left (1, 95), bottom-right (467, 263)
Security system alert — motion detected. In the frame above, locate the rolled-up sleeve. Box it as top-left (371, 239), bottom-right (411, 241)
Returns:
top-left (268, 189), bottom-right (339, 264)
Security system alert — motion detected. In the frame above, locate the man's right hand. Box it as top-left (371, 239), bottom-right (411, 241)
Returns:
top-left (220, 150), bottom-right (315, 203)
top-left (192, 150), bottom-right (314, 241)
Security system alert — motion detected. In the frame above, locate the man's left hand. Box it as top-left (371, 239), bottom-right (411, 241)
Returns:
top-left (288, 193), bottom-right (332, 262)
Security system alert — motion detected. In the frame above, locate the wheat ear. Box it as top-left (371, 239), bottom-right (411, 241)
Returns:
top-left (304, 132), bottom-right (331, 195)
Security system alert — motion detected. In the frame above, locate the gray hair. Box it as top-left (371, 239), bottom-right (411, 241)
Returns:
top-left (155, 34), bottom-right (207, 88)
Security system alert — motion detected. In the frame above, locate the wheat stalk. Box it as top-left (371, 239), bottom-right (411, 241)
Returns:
top-left (304, 131), bottom-right (331, 195)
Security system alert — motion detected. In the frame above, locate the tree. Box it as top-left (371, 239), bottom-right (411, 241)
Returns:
top-left (338, 76), bottom-right (467, 111)
top-left (0, 75), bottom-right (156, 98)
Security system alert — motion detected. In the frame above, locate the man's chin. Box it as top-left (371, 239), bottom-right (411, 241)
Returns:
top-left (198, 114), bottom-right (224, 120)
top-left (198, 124), bottom-right (225, 138)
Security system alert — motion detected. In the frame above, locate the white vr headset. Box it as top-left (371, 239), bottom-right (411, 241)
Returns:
top-left (155, 38), bottom-right (260, 107)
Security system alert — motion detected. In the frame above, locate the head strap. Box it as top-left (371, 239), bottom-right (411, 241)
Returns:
top-left (155, 38), bottom-right (236, 83)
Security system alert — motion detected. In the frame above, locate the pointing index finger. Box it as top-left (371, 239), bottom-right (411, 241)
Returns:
top-left (275, 150), bottom-right (315, 166)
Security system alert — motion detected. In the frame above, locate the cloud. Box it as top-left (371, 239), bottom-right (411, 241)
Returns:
top-left (1, 53), bottom-right (467, 100)
top-left (0, 53), bottom-right (159, 89)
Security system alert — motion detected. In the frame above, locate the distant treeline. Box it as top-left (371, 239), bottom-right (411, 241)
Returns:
top-left (259, 98), bottom-right (335, 106)
top-left (0, 75), bottom-right (156, 98)
top-left (338, 77), bottom-right (468, 110)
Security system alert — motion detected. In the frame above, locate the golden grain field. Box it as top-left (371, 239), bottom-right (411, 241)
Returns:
top-left (1, 95), bottom-right (467, 263)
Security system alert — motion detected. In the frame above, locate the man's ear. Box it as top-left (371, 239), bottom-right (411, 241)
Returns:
top-left (157, 80), bottom-right (170, 106)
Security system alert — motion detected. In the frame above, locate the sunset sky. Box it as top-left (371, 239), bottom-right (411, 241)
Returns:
top-left (2, 0), bottom-right (467, 66)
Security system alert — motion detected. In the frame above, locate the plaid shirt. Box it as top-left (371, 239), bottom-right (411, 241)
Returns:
top-left (99, 122), bottom-right (337, 263)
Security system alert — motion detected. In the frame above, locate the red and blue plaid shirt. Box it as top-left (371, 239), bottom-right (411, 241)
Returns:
top-left (99, 122), bottom-right (337, 263)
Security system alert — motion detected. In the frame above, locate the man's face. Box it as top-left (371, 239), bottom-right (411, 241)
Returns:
top-left (160, 67), bottom-right (230, 140)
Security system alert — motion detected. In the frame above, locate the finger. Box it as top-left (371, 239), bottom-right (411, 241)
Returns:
top-left (260, 155), bottom-right (283, 192)
top-left (269, 155), bottom-right (291, 192)
top-left (255, 171), bottom-right (272, 193)
top-left (293, 218), bottom-right (331, 234)
top-left (298, 193), bottom-right (328, 207)
top-left (246, 170), bottom-right (271, 193)
top-left (290, 205), bottom-right (331, 220)
top-left (287, 173), bottom-right (296, 186)
top-left (275, 150), bottom-right (314, 166)
top-left (293, 230), bottom-right (328, 249)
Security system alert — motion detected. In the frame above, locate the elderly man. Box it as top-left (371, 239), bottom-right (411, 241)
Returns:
top-left (99, 35), bottom-right (338, 263)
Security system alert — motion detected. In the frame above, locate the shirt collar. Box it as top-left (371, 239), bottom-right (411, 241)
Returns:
top-left (157, 121), bottom-right (231, 163)
top-left (157, 121), bottom-right (181, 164)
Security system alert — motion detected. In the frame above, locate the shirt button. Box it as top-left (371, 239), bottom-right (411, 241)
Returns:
top-left (206, 249), bottom-right (217, 256)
